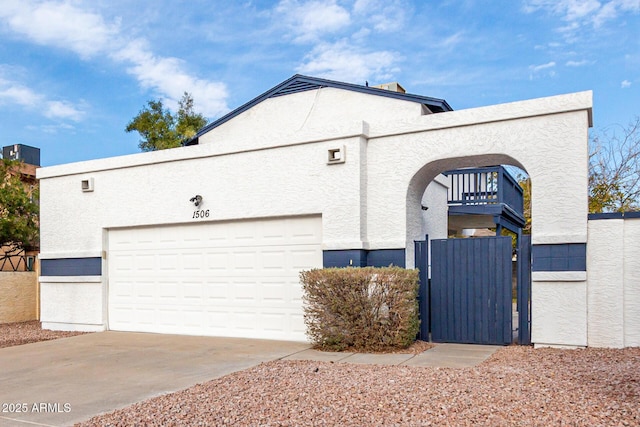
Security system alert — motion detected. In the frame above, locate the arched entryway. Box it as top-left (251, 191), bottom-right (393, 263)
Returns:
top-left (407, 155), bottom-right (531, 345)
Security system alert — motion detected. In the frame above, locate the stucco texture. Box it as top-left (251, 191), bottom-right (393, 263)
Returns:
top-left (40, 280), bottom-right (104, 331)
top-left (587, 217), bottom-right (640, 347)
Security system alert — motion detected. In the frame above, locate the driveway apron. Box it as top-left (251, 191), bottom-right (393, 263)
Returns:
top-left (0, 331), bottom-right (310, 427)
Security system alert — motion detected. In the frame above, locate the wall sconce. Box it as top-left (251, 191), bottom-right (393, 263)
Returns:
top-left (190, 195), bottom-right (203, 207)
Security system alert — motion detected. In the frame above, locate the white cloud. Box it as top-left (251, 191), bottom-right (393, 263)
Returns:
top-left (0, 75), bottom-right (85, 121)
top-left (528, 61), bottom-right (557, 79)
top-left (0, 81), bottom-right (40, 107)
top-left (353, 0), bottom-right (408, 32)
top-left (0, 0), bottom-right (118, 59)
top-left (0, 1), bottom-right (228, 118)
top-left (44, 100), bottom-right (85, 121)
top-left (523, 0), bottom-right (601, 19)
top-left (296, 40), bottom-right (401, 83)
top-left (113, 41), bottom-right (228, 117)
top-left (621, 79), bottom-right (632, 88)
top-left (524, 0), bottom-right (640, 30)
top-left (439, 32), bottom-right (466, 50)
top-left (275, 0), bottom-right (351, 43)
top-left (565, 59), bottom-right (591, 66)
top-left (530, 61), bottom-right (556, 72)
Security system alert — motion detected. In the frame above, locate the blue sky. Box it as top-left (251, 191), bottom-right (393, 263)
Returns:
top-left (0, 0), bottom-right (638, 166)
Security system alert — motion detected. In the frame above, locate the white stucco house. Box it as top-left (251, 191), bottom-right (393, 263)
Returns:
top-left (37, 74), bottom-right (640, 348)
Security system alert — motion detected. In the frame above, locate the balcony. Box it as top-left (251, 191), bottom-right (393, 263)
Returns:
top-left (444, 166), bottom-right (525, 234)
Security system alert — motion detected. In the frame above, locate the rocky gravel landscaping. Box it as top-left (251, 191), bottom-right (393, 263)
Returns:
top-left (76, 345), bottom-right (640, 426)
top-left (0, 320), bottom-right (88, 348)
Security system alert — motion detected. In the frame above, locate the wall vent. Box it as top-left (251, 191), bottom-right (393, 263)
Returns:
top-left (327, 146), bottom-right (346, 164)
top-left (81, 178), bottom-right (94, 192)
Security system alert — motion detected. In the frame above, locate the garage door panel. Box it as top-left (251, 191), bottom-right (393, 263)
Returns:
top-left (183, 253), bottom-right (203, 270)
top-left (233, 281), bottom-right (258, 302)
top-left (232, 251), bottom-right (257, 271)
top-left (182, 282), bottom-right (204, 300)
top-left (108, 216), bottom-right (321, 341)
top-left (205, 252), bottom-right (229, 270)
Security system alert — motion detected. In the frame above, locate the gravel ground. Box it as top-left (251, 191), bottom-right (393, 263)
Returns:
top-left (77, 346), bottom-right (640, 427)
top-left (0, 320), bottom-right (88, 348)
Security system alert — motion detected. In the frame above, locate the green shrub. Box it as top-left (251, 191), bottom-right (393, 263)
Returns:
top-left (300, 266), bottom-right (420, 352)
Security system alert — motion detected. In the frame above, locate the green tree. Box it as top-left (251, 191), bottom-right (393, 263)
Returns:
top-left (519, 177), bottom-right (532, 234)
top-left (126, 92), bottom-right (208, 151)
top-left (0, 159), bottom-right (39, 251)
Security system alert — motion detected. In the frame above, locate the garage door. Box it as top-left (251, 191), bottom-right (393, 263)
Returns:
top-left (108, 216), bottom-right (322, 341)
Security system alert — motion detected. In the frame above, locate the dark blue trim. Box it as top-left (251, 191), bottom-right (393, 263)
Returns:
top-left (532, 244), bottom-right (586, 272)
top-left (192, 75), bottom-right (452, 142)
top-left (588, 213), bottom-right (623, 220)
top-left (41, 258), bottom-right (102, 276)
top-left (322, 249), bottom-right (406, 268)
top-left (323, 250), bottom-right (367, 268)
top-left (366, 249), bottom-right (406, 268)
top-left (414, 239), bottom-right (430, 340)
top-left (588, 211), bottom-right (640, 220)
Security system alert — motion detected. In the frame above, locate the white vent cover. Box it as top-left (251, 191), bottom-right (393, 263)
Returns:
top-left (81, 178), bottom-right (94, 192)
top-left (327, 146), bottom-right (346, 164)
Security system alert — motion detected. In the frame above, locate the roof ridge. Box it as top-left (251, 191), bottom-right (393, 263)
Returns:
top-left (190, 75), bottom-right (452, 144)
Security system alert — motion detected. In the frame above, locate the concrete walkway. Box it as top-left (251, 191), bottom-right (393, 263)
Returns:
top-left (0, 332), bottom-right (499, 427)
top-left (284, 343), bottom-right (500, 368)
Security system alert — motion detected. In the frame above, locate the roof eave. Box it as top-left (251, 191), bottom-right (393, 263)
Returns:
top-left (193, 74), bottom-right (453, 140)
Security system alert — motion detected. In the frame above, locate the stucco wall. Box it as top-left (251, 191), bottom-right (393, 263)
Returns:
top-left (198, 87), bottom-right (426, 149)
top-left (38, 132), bottom-right (369, 256)
top-left (38, 88), bottom-right (593, 346)
top-left (587, 216), bottom-right (640, 347)
top-left (420, 175), bottom-right (449, 278)
top-left (39, 278), bottom-right (105, 332)
top-left (0, 272), bottom-right (38, 323)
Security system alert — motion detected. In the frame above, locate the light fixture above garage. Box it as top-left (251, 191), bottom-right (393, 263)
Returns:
top-left (190, 195), bottom-right (203, 207)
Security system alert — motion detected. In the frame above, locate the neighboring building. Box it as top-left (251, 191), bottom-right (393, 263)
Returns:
top-left (1, 144), bottom-right (40, 272)
top-left (38, 74), bottom-right (627, 349)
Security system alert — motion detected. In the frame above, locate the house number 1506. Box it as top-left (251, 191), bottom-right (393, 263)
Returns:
top-left (193, 209), bottom-right (210, 219)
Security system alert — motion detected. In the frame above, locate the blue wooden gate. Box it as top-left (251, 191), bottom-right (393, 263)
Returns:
top-left (430, 236), bottom-right (513, 345)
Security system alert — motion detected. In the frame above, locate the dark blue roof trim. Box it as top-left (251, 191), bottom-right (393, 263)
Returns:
top-left (588, 211), bottom-right (640, 220)
top-left (191, 74), bottom-right (452, 142)
top-left (588, 212), bottom-right (623, 220)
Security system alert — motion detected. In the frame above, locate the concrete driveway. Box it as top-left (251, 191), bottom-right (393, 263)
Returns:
top-left (0, 332), bottom-right (310, 427)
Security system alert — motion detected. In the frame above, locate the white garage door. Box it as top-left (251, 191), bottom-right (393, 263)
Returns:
top-left (108, 216), bottom-right (322, 341)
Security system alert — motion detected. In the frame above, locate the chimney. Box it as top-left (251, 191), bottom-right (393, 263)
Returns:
top-left (371, 82), bottom-right (406, 93)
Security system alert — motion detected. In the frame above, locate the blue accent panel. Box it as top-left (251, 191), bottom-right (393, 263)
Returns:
top-left (366, 249), bottom-right (406, 268)
top-left (322, 250), bottom-right (367, 268)
top-left (322, 249), bottom-right (406, 268)
top-left (588, 213), bottom-right (623, 220)
top-left (192, 74), bottom-right (452, 142)
top-left (41, 258), bottom-right (102, 276)
top-left (532, 244), bottom-right (586, 272)
top-left (588, 212), bottom-right (640, 220)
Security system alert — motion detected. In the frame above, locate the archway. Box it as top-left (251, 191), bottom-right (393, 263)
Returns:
top-left (361, 91), bottom-right (590, 347)
top-left (407, 155), bottom-right (531, 345)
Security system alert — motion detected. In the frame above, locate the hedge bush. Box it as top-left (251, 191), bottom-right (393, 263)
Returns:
top-left (300, 266), bottom-right (420, 352)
